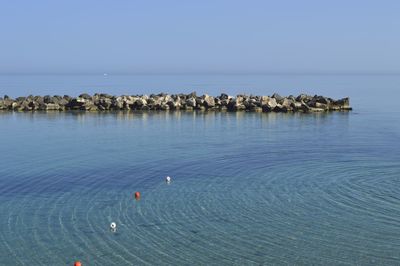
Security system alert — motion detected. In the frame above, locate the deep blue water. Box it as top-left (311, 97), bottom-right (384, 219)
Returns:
top-left (0, 75), bottom-right (400, 265)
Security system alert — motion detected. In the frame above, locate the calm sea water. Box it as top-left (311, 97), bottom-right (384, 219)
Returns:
top-left (0, 75), bottom-right (400, 265)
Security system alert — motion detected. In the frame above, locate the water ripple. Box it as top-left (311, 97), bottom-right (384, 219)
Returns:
top-left (1, 112), bottom-right (400, 265)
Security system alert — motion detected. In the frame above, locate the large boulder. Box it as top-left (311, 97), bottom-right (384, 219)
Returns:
top-left (219, 93), bottom-right (229, 100)
top-left (243, 97), bottom-right (259, 110)
top-left (262, 97), bottom-right (277, 112)
top-left (186, 98), bottom-right (197, 108)
top-left (16, 96), bottom-right (26, 102)
top-left (227, 96), bottom-right (246, 111)
top-left (260, 96), bottom-right (270, 105)
top-left (195, 97), bottom-right (205, 107)
top-left (111, 97), bottom-right (124, 109)
top-left (135, 97), bottom-right (147, 107)
top-left (296, 94), bottom-right (312, 102)
top-left (167, 99), bottom-right (181, 110)
top-left (328, 97), bottom-right (350, 110)
top-left (202, 94), bottom-right (215, 108)
top-left (314, 95), bottom-right (330, 105)
top-left (45, 103), bottom-right (60, 111)
top-left (281, 98), bottom-right (293, 112)
top-left (28, 101), bottom-right (39, 110)
top-left (334, 97), bottom-right (351, 110)
top-left (79, 93), bottom-right (92, 100)
top-left (66, 98), bottom-right (85, 109)
top-left (98, 98), bottom-right (112, 110)
top-left (315, 102), bottom-right (328, 110)
top-left (43, 95), bottom-right (52, 104)
top-left (272, 93), bottom-right (284, 103)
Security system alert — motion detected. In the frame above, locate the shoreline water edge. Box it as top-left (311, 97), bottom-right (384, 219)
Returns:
top-left (0, 93), bottom-right (351, 113)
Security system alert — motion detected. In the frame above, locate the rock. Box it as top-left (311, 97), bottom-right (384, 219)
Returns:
top-left (281, 98), bottom-right (293, 112)
top-left (160, 103), bottom-right (170, 110)
top-left (290, 101), bottom-right (302, 111)
top-left (315, 102), bottom-right (328, 110)
top-left (272, 93), bottom-right (284, 103)
top-left (100, 93), bottom-right (113, 98)
top-left (261, 96), bottom-right (270, 105)
top-left (0, 92), bottom-right (351, 113)
top-left (251, 106), bottom-right (263, 112)
top-left (220, 98), bottom-right (230, 108)
top-left (28, 101), bottom-right (39, 110)
top-left (135, 98), bottom-right (147, 108)
top-left (34, 96), bottom-right (44, 105)
top-left (99, 98), bottom-right (112, 110)
top-left (67, 98), bottom-right (85, 110)
top-left (76, 97), bottom-right (86, 103)
top-left (43, 95), bottom-right (51, 103)
top-left (309, 107), bottom-right (326, 112)
top-left (219, 93), bottom-right (229, 100)
top-left (296, 94), bottom-right (312, 102)
top-left (300, 102), bottom-right (311, 112)
top-left (45, 95), bottom-right (61, 104)
top-left (112, 97), bottom-right (124, 109)
top-left (273, 104), bottom-right (284, 112)
top-left (58, 98), bottom-right (69, 106)
top-left (262, 97), bottom-right (277, 112)
top-left (314, 95), bottom-right (330, 104)
top-left (38, 103), bottom-right (47, 110)
top-left (45, 103), bottom-right (60, 111)
top-left (63, 95), bottom-right (72, 102)
top-left (16, 96), bottom-right (26, 102)
top-left (227, 97), bottom-right (246, 111)
top-left (186, 98), bottom-right (197, 108)
top-left (17, 101), bottom-right (31, 111)
top-left (79, 93), bottom-right (92, 100)
top-left (87, 105), bottom-right (98, 111)
top-left (335, 97), bottom-right (351, 110)
top-left (202, 94), bottom-right (215, 108)
top-left (167, 99), bottom-right (181, 110)
top-left (196, 98), bottom-right (205, 107)
top-left (328, 97), bottom-right (351, 111)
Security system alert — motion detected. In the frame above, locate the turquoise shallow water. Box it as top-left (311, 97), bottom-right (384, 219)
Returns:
top-left (0, 75), bottom-right (400, 265)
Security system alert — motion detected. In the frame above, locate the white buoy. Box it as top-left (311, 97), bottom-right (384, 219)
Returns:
top-left (165, 176), bottom-right (171, 183)
top-left (110, 222), bottom-right (117, 230)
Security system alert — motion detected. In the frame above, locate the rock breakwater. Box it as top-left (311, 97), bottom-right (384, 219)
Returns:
top-left (0, 93), bottom-right (351, 112)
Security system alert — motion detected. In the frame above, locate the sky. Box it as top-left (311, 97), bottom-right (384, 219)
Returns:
top-left (0, 0), bottom-right (399, 74)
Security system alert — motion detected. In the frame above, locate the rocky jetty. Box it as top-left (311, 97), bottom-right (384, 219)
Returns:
top-left (0, 93), bottom-right (352, 112)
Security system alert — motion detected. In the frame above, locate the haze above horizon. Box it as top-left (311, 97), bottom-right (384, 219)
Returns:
top-left (1, 0), bottom-right (399, 74)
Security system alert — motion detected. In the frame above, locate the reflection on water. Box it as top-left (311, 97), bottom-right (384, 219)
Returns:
top-left (0, 107), bottom-right (398, 265)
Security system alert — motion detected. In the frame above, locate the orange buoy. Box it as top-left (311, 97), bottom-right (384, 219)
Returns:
top-left (74, 261), bottom-right (82, 266)
top-left (134, 191), bottom-right (141, 200)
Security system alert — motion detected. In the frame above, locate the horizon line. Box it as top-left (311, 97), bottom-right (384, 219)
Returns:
top-left (0, 71), bottom-right (400, 76)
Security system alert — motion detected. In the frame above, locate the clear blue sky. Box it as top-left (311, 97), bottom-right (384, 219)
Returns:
top-left (0, 0), bottom-right (399, 74)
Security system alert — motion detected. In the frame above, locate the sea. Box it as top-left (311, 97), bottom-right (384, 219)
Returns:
top-left (0, 74), bottom-right (399, 265)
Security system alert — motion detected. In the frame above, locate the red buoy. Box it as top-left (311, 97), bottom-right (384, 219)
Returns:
top-left (74, 261), bottom-right (82, 266)
top-left (134, 191), bottom-right (141, 200)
